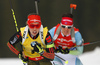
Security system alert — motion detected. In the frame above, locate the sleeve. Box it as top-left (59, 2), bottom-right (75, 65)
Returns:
top-left (7, 31), bottom-right (22, 55)
top-left (69, 31), bottom-right (84, 55)
top-left (41, 32), bottom-right (55, 60)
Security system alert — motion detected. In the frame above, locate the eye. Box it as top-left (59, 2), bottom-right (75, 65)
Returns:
top-left (68, 27), bottom-right (72, 29)
top-left (61, 26), bottom-right (65, 28)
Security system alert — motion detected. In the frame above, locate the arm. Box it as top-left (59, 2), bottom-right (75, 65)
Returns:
top-left (69, 32), bottom-right (84, 55)
top-left (7, 31), bottom-right (22, 55)
top-left (7, 31), bottom-right (28, 63)
top-left (42, 32), bottom-right (55, 60)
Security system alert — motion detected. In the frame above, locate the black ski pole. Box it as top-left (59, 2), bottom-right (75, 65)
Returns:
top-left (55, 54), bottom-right (69, 64)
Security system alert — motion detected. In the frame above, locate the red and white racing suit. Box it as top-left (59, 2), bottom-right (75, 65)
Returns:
top-left (50, 24), bottom-right (83, 65)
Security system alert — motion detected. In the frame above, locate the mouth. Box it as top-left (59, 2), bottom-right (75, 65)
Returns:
top-left (33, 31), bottom-right (37, 34)
top-left (64, 30), bottom-right (69, 33)
top-left (63, 30), bottom-right (70, 35)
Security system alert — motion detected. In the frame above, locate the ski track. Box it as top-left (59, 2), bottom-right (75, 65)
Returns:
top-left (0, 47), bottom-right (100, 65)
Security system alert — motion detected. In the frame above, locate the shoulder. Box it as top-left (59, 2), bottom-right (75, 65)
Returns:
top-left (20, 26), bottom-right (26, 32)
top-left (74, 27), bottom-right (81, 36)
top-left (75, 31), bottom-right (82, 36)
top-left (49, 24), bottom-right (60, 33)
top-left (74, 27), bottom-right (82, 39)
top-left (49, 27), bottom-right (56, 32)
top-left (74, 27), bottom-right (79, 33)
top-left (43, 27), bottom-right (48, 32)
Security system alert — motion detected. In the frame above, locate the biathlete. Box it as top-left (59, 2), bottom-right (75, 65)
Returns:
top-left (7, 13), bottom-right (55, 65)
top-left (49, 13), bottom-right (84, 65)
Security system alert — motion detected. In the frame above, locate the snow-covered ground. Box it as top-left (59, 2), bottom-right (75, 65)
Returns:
top-left (79, 47), bottom-right (100, 65)
top-left (0, 58), bottom-right (23, 65)
top-left (0, 47), bottom-right (100, 65)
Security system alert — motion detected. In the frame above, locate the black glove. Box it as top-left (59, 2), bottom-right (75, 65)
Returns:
top-left (58, 46), bottom-right (69, 54)
top-left (31, 41), bottom-right (44, 55)
top-left (18, 52), bottom-right (28, 62)
top-left (55, 48), bottom-right (60, 53)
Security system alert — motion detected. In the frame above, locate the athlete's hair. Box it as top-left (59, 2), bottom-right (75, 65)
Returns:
top-left (27, 13), bottom-right (39, 17)
top-left (62, 13), bottom-right (73, 18)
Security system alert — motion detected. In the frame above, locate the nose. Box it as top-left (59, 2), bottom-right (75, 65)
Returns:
top-left (64, 27), bottom-right (68, 30)
top-left (33, 27), bottom-right (37, 30)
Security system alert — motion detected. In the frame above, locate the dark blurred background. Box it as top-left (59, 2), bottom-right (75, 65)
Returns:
top-left (0, 0), bottom-right (100, 58)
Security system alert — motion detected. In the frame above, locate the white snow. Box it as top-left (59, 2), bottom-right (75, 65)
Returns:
top-left (79, 47), bottom-right (100, 65)
top-left (0, 58), bottom-right (23, 65)
top-left (0, 47), bottom-right (100, 65)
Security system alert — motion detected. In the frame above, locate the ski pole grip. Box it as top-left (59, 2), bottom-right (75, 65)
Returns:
top-left (70, 4), bottom-right (77, 9)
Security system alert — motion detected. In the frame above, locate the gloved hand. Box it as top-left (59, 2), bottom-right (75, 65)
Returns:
top-left (31, 41), bottom-right (44, 55)
top-left (18, 52), bottom-right (28, 63)
top-left (58, 46), bottom-right (69, 54)
top-left (55, 48), bottom-right (60, 53)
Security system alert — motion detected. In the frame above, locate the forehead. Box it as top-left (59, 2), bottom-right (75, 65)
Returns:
top-left (61, 24), bottom-right (72, 26)
top-left (30, 22), bottom-right (39, 25)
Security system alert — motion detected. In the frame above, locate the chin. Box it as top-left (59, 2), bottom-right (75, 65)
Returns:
top-left (32, 33), bottom-right (37, 36)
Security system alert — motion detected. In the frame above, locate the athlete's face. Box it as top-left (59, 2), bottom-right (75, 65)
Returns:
top-left (28, 22), bottom-right (40, 36)
top-left (61, 25), bottom-right (73, 36)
